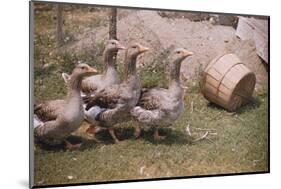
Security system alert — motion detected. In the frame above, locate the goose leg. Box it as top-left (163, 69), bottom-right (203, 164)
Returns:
top-left (133, 120), bottom-right (141, 139)
top-left (153, 128), bottom-right (166, 141)
top-left (86, 125), bottom-right (101, 143)
top-left (64, 140), bottom-right (82, 150)
top-left (108, 127), bottom-right (121, 144)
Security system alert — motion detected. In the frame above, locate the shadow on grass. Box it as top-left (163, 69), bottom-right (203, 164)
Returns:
top-left (36, 136), bottom-right (78, 151)
top-left (132, 128), bottom-right (192, 145)
top-left (36, 135), bottom-right (101, 152)
top-left (235, 97), bottom-right (262, 114)
top-left (207, 102), bottom-right (225, 111)
top-left (36, 142), bottom-right (65, 152)
top-left (89, 127), bottom-right (192, 146)
top-left (36, 127), bottom-right (193, 151)
top-left (207, 96), bottom-right (261, 114)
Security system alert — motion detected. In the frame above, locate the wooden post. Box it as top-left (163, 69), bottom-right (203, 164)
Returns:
top-left (56, 4), bottom-right (63, 47)
top-left (108, 8), bottom-right (118, 65)
top-left (109, 8), bottom-right (117, 40)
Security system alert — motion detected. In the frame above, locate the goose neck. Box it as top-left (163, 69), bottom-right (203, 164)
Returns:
top-left (124, 55), bottom-right (137, 80)
top-left (103, 49), bottom-right (117, 71)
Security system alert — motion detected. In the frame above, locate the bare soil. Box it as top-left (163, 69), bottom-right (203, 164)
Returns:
top-left (67, 9), bottom-right (268, 90)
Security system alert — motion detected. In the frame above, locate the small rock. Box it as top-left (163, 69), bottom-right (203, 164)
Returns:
top-left (38, 180), bottom-right (44, 184)
top-left (139, 166), bottom-right (145, 175)
top-left (226, 112), bottom-right (235, 116)
top-left (64, 37), bottom-right (70, 42)
top-left (67, 175), bottom-right (73, 180)
top-left (166, 171), bottom-right (171, 176)
top-left (43, 63), bottom-right (51, 69)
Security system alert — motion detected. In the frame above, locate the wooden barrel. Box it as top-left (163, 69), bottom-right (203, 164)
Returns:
top-left (202, 54), bottom-right (256, 111)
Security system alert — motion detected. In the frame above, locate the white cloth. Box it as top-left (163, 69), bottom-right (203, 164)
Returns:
top-left (84, 105), bottom-right (106, 123)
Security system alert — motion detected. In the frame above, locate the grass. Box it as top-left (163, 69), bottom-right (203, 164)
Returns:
top-left (33, 4), bottom-right (269, 187)
top-left (34, 92), bottom-right (268, 186)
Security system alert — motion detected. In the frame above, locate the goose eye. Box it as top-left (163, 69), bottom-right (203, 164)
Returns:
top-left (177, 51), bottom-right (180, 54)
top-left (111, 42), bottom-right (115, 45)
top-left (81, 66), bottom-right (85, 70)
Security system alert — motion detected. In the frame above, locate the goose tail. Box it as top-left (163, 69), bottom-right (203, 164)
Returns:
top-left (33, 115), bottom-right (44, 129)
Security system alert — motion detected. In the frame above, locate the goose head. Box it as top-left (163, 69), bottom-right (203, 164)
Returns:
top-left (105, 39), bottom-right (126, 53)
top-left (72, 63), bottom-right (98, 78)
top-left (126, 43), bottom-right (149, 58)
top-left (61, 63), bottom-right (98, 91)
top-left (62, 63), bottom-right (97, 83)
top-left (124, 43), bottom-right (149, 78)
top-left (169, 48), bottom-right (193, 64)
top-left (62, 63), bottom-right (98, 84)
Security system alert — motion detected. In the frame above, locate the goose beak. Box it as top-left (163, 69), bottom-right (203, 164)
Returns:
top-left (117, 44), bottom-right (126, 50)
top-left (88, 67), bottom-right (98, 74)
top-left (139, 46), bottom-right (149, 53)
top-left (183, 50), bottom-right (194, 57)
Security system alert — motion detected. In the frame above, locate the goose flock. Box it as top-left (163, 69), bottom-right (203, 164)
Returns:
top-left (34, 40), bottom-right (193, 149)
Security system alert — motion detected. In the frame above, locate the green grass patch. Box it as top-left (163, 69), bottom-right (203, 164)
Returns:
top-left (34, 90), bottom-right (268, 185)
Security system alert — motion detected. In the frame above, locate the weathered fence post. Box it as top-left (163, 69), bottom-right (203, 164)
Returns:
top-left (56, 4), bottom-right (64, 47)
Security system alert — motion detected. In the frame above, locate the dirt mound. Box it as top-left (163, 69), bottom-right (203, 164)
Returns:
top-left (67, 9), bottom-right (267, 90)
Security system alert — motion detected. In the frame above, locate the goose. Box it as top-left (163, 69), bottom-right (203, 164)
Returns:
top-left (81, 39), bottom-right (125, 96)
top-left (130, 48), bottom-right (193, 141)
top-left (34, 63), bottom-right (97, 149)
top-left (64, 40), bottom-right (125, 139)
top-left (83, 43), bottom-right (149, 143)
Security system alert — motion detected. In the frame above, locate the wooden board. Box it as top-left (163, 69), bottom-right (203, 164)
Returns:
top-left (236, 16), bottom-right (268, 63)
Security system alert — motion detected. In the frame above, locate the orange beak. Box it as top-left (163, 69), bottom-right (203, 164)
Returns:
top-left (117, 44), bottom-right (126, 50)
top-left (88, 67), bottom-right (98, 74)
top-left (182, 50), bottom-right (194, 57)
top-left (139, 46), bottom-right (149, 53)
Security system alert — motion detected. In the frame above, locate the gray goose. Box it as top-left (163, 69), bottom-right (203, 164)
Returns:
top-left (74, 40), bottom-right (125, 138)
top-left (84, 43), bottom-right (149, 143)
top-left (34, 63), bottom-right (97, 149)
top-left (81, 39), bottom-right (125, 96)
top-left (130, 48), bottom-right (193, 141)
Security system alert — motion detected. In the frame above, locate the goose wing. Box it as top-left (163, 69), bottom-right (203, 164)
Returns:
top-left (84, 85), bottom-right (120, 110)
top-left (81, 75), bottom-right (101, 95)
top-left (34, 99), bottom-right (65, 122)
top-left (137, 88), bottom-right (168, 110)
top-left (131, 88), bottom-right (169, 124)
